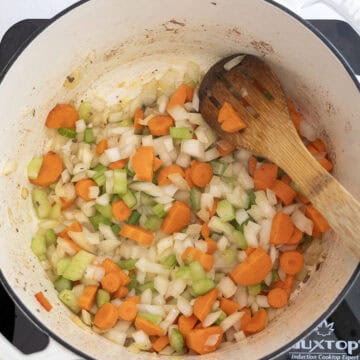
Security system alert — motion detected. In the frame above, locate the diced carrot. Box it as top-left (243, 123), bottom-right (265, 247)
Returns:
top-left (201, 223), bottom-right (210, 238)
top-left (206, 238), bottom-right (217, 255)
top-left (305, 205), bottom-right (330, 232)
top-left (134, 108), bottom-right (144, 131)
top-left (245, 247), bottom-right (256, 256)
top-left (244, 309), bottom-right (267, 335)
top-left (77, 285), bottom-right (98, 311)
top-left (153, 157), bottom-right (163, 172)
top-left (280, 251), bottom-right (304, 275)
top-left (318, 157), bottom-right (333, 172)
top-left (167, 84), bottom-right (193, 110)
top-left (132, 146), bottom-right (154, 182)
top-left (219, 297), bottom-right (240, 315)
top-left (190, 161), bottom-right (213, 187)
top-left (218, 102), bottom-right (246, 133)
top-left (253, 163), bottom-right (278, 191)
top-left (229, 247), bottom-right (272, 285)
top-left (108, 158), bottom-right (128, 170)
top-left (193, 289), bottom-right (218, 322)
top-left (135, 316), bottom-right (164, 336)
top-left (239, 307), bottom-right (252, 331)
top-left (287, 100), bottom-right (302, 133)
top-left (182, 247), bottom-right (214, 272)
top-left (186, 326), bottom-right (223, 355)
top-left (161, 201), bottom-right (191, 235)
top-left (248, 156), bottom-right (257, 177)
top-left (45, 103), bottom-right (79, 129)
top-left (60, 196), bottom-right (75, 210)
top-left (152, 335), bottom-right (170, 352)
top-left (281, 174), bottom-right (292, 185)
top-left (29, 152), bottom-right (63, 187)
top-left (267, 288), bottom-right (288, 308)
top-left (96, 139), bottom-right (108, 155)
top-left (178, 315), bottom-right (198, 336)
top-left (117, 270), bottom-right (131, 287)
top-left (102, 258), bottom-right (120, 274)
top-left (286, 227), bottom-right (303, 245)
top-left (148, 115), bottom-right (174, 136)
top-left (112, 200), bottom-right (132, 221)
top-left (59, 221), bottom-right (82, 240)
top-left (311, 138), bottom-right (327, 153)
top-left (112, 286), bottom-right (129, 299)
top-left (209, 198), bottom-right (219, 217)
top-left (127, 296), bottom-right (140, 304)
top-left (94, 302), bottom-right (118, 330)
top-left (297, 193), bottom-right (310, 204)
top-left (270, 212), bottom-right (294, 245)
top-left (120, 224), bottom-right (154, 245)
top-left (306, 144), bottom-right (318, 155)
top-left (271, 179), bottom-right (297, 205)
top-left (312, 224), bottom-right (322, 238)
top-left (184, 167), bottom-right (193, 188)
top-left (118, 300), bottom-right (138, 321)
top-left (35, 291), bottom-right (52, 312)
top-left (62, 238), bottom-right (82, 253)
top-left (75, 178), bottom-right (97, 201)
top-left (273, 275), bottom-right (294, 297)
top-left (157, 164), bottom-right (185, 185)
top-left (101, 272), bottom-right (121, 293)
top-left (216, 139), bottom-right (236, 157)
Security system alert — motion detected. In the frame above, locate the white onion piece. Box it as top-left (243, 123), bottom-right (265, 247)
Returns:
top-left (141, 135), bottom-right (153, 146)
top-left (224, 55), bottom-right (245, 71)
top-left (220, 312), bottom-right (243, 332)
top-left (203, 310), bottom-right (222, 328)
top-left (192, 88), bottom-right (200, 112)
top-left (141, 288), bottom-right (152, 305)
top-left (176, 152), bottom-right (191, 168)
top-left (244, 221), bottom-right (260, 247)
top-left (168, 173), bottom-right (189, 190)
top-left (154, 276), bottom-right (169, 297)
top-left (96, 193), bottom-right (110, 206)
top-left (132, 330), bottom-right (151, 350)
top-left (181, 139), bottom-right (205, 158)
top-left (217, 276), bottom-right (237, 298)
top-left (177, 296), bottom-right (193, 317)
top-left (300, 120), bottom-right (317, 141)
top-left (256, 295), bottom-right (270, 308)
top-left (292, 209), bottom-right (314, 235)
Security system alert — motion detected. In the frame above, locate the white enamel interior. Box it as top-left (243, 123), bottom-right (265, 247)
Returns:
top-left (0, 0), bottom-right (359, 359)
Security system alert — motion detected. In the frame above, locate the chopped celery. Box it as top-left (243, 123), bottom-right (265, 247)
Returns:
top-left (214, 272), bottom-right (225, 283)
top-left (49, 202), bottom-right (62, 220)
top-left (90, 213), bottom-right (111, 230)
top-left (223, 249), bottom-right (237, 265)
top-left (95, 204), bottom-right (112, 219)
top-left (32, 189), bottom-right (51, 219)
top-left (136, 281), bottom-right (155, 293)
top-left (56, 257), bottom-right (71, 276)
top-left (215, 310), bottom-right (227, 325)
top-left (118, 259), bottom-right (137, 270)
top-left (161, 254), bottom-right (178, 269)
top-left (192, 279), bottom-right (216, 296)
top-left (152, 203), bottom-right (166, 218)
top-left (58, 289), bottom-right (80, 313)
top-left (127, 210), bottom-right (141, 225)
top-left (62, 250), bottom-right (95, 281)
top-left (144, 216), bottom-right (162, 231)
top-left (54, 276), bottom-right (72, 292)
top-left (126, 165), bottom-right (135, 178)
top-left (189, 261), bottom-right (206, 282)
top-left (122, 190), bottom-right (137, 208)
top-left (31, 235), bottom-right (47, 260)
top-left (113, 169), bottom-right (127, 195)
top-left (111, 224), bottom-right (121, 235)
top-left (58, 128), bottom-right (77, 138)
top-left (84, 128), bottom-right (95, 144)
top-left (170, 328), bottom-right (184, 353)
top-left (248, 284), bottom-right (262, 296)
top-left (127, 274), bottom-right (138, 291)
top-left (119, 119), bottom-right (134, 127)
top-left (96, 289), bottom-right (110, 308)
top-left (140, 192), bottom-right (155, 206)
top-left (210, 160), bottom-right (227, 176)
top-left (174, 265), bottom-right (191, 279)
top-left (231, 230), bottom-right (248, 250)
top-left (27, 157), bottom-right (43, 179)
top-left (170, 127), bottom-right (194, 140)
top-left (190, 187), bottom-right (201, 212)
top-left (78, 101), bottom-right (92, 122)
top-left (216, 199), bottom-right (235, 222)
top-left (92, 164), bottom-right (107, 186)
top-left (138, 313), bottom-right (162, 325)
top-left (247, 191), bottom-right (256, 209)
top-left (45, 229), bottom-right (56, 246)
top-left (93, 163), bottom-right (107, 172)
top-left (272, 270), bottom-right (280, 282)
top-left (208, 216), bottom-right (234, 236)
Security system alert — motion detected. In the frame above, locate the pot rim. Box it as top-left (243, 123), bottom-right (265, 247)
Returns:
top-left (0, 0), bottom-right (359, 359)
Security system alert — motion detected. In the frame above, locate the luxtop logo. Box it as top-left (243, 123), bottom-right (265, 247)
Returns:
top-left (289, 320), bottom-right (360, 360)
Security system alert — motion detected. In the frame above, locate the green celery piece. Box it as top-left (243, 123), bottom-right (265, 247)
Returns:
top-left (214, 272), bottom-right (225, 283)
top-left (113, 169), bottom-right (127, 195)
top-left (92, 172), bottom-right (106, 186)
top-left (138, 313), bottom-right (162, 325)
top-left (54, 276), bottom-right (72, 292)
top-left (144, 216), bottom-right (162, 231)
top-left (84, 128), bottom-right (95, 144)
top-left (126, 165), bottom-right (135, 178)
top-left (78, 101), bottom-right (92, 122)
top-left (62, 250), bottom-right (95, 281)
top-left (169, 127), bottom-right (194, 140)
top-left (208, 216), bottom-right (234, 236)
top-left (247, 191), bottom-right (256, 209)
top-left (95, 204), bottom-right (112, 219)
top-left (31, 235), bottom-right (47, 260)
top-left (58, 289), bottom-right (80, 313)
top-left (118, 259), bottom-right (137, 270)
top-left (122, 190), bottom-right (137, 208)
top-left (96, 289), bottom-right (110, 308)
top-left (58, 128), bottom-right (76, 138)
top-left (127, 210), bottom-right (141, 225)
top-left (90, 213), bottom-right (111, 230)
top-left (152, 203), bottom-right (166, 218)
top-left (192, 279), bottom-right (215, 296)
top-left (248, 284), bottom-right (262, 296)
top-left (45, 229), bottom-right (56, 246)
top-left (210, 160), bottom-right (226, 176)
top-left (189, 261), bottom-right (206, 282)
top-left (136, 281), bottom-right (155, 293)
top-left (174, 265), bottom-right (191, 279)
top-left (272, 270), bottom-right (280, 282)
top-left (93, 163), bottom-right (107, 172)
top-left (190, 187), bottom-right (201, 212)
top-left (170, 328), bottom-right (184, 353)
top-left (49, 202), bottom-right (62, 220)
top-left (111, 224), bottom-right (121, 235)
top-left (223, 249), bottom-right (237, 265)
top-left (161, 254), bottom-right (178, 269)
top-left (140, 192), bottom-right (155, 206)
top-left (231, 230), bottom-right (248, 250)
top-left (127, 274), bottom-right (138, 291)
top-left (119, 119), bottom-right (133, 127)
top-left (216, 199), bottom-right (235, 222)
top-left (27, 157), bottom-right (43, 179)
top-left (32, 189), bottom-right (51, 219)
top-left (56, 257), bottom-right (71, 276)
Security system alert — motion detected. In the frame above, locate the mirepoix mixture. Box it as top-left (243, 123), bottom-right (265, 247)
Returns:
top-left (28, 61), bottom-right (332, 355)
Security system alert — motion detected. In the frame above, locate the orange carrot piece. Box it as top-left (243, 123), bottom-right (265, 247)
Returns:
top-left (60, 196), bottom-right (76, 210)
top-left (35, 291), bottom-right (52, 312)
top-left (318, 157), bottom-right (333, 172)
top-left (120, 224), bottom-right (154, 245)
top-left (101, 272), bottom-right (121, 293)
top-left (280, 251), bottom-right (304, 275)
top-left (312, 224), bottom-right (322, 238)
top-left (134, 108), bottom-right (144, 131)
top-left (182, 247), bottom-right (214, 272)
top-left (152, 335), bottom-right (170, 352)
top-left (229, 248), bottom-right (272, 286)
top-left (59, 221), bottom-right (82, 240)
top-left (281, 174), bottom-right (292, 185)
top-left (62, 238), bottom-right (82, 253)
top-left (269, 212), bottom-right (294, 245)
top-left (167, 84), bottom-right (193, 110)
top-left (132, 146), bottom-right (154, 182)
top-left (239, 307), bottom-right (252, 331)
top-left (306, 144), bottom-right (318, 155)
top-left (206, 238), bottom-right (217, 255)
top-left (94, 302), bottom-right (118, 330)
top-left (45, 103), bottom-right (79, 129)
top-left (77, 285), bottom-right (98, 311)
top-left (153, 157), bottom-right (163, 172)
top-left (102, 258), bottom-right (120, 274)
top-left (148, 115), bottom-right (174, 136)
top-left (127, 296), bottom-right (140, 304)
top-left (190, 161), bottom-right (213, 187)
top-left (161, 201), bottom-right (191, 235)
top-left (157, 164), bottom-right (185, 185)
top-left (297, 193), bottom-right (310, 204)
top-left (244, 309), bottom-right (267, 335)
top-left (117, 270), bottom-right (131, 286)
top-left (185, 85), bottom-right (195, 102)
top-left (201, 223), bottom-right (210, 239)
top-left (311, 138), bottom-right (327, 153)
top-left (267, 288), bottom-right (288, 309)
top-left (253, 162), bottom-right (278, 191)
top-left (219, 297), bottom-right (240, 315)
top-left (193, 289), bottom-right (218, 322)
top-left (305, 205), bottom-right (330, 232)
top-left (216, 139), bottom-right (236, 157)
top-left (286, 227), bottom-right (303, 245)
top-left (108, 158), bottom-right (128, 170)
top-left (112, 200), bottom-right (132, 221)
top-left (112, 286), bottom-right (129, 299)
top-left (209, 198), bottom-right (219, 217)
top-left (218, 102), bottom-right (246, 133)
top-left (273, 275), bottom-right (294, 297)
top-left (135, 316), bottom-right (164, 336)
top-left (178, 315), bottom-right (198, 336)
top-left (118, 300), bottom-right (138, 321)
top-left (96, 139), bottom-right (108, 155)
top-left (287, 100), bottom-right (302, 133)
top-left (30, 152), bottom-right (63, 187)
top-left (271, 179), bottom-right (297, 206)
top-left (75, 178), bottom-right (97, 201)
top-left (245, 247), bottom-right (256, 256)
top-left (186, 326), bottom-right (223, 355)
top-left (184, 167), bottom-right (193, 188)
top-left (248, 156), bottom-right (257, 177)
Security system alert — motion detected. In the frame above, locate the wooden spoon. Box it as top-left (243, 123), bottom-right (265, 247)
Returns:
top-left (199, 54), bottom-right (360, 258)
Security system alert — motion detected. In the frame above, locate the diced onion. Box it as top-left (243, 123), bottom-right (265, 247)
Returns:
top-left (256, 295), bottom-right (270, 308)
top-left (168, 173), bottom-right (189, 190)
top-left (224, 55), bottom-right (245, 71)
top-left (181, 139), bottom-right (205, 158)
top-left (132, 330), bottom-right (151, 350)
top-left (220, 312), bottom-right (243, 332)
top-left (177, 296), bottom-right (193, 317)
top-left (203, 310), bottom-right (222, 328)
top-left (291, 209), bottom-right (314, 235)
top-left (154, 276), bottom-right (169, 296)
top-left (244, 221), bottom-right (260, 247)
top-left (217, 276), bottom-right (237, 298)
top-left (299, 120), bottom-right (317, 141)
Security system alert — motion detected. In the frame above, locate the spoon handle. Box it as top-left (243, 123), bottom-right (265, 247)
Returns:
top-left (272, 137), bottom-right (360, 259)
